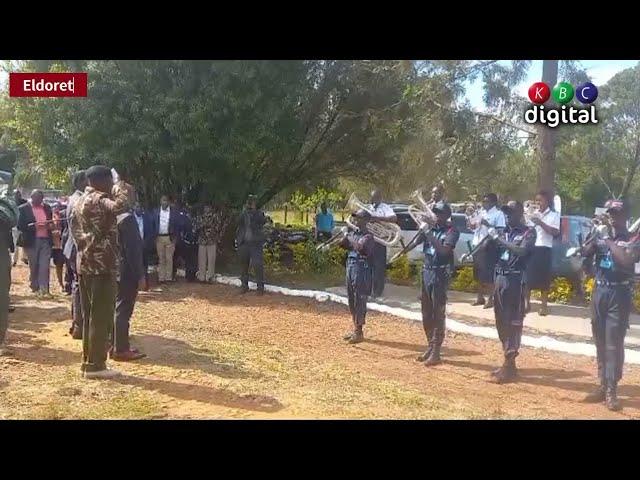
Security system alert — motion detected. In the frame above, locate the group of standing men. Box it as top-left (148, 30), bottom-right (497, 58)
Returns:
top-left (337, 185), bottom-right (640, 412)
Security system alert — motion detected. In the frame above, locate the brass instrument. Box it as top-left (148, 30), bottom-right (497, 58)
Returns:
top-left (523, 199), bottom-right (541, 224)
top-left (565, 212), bottom-right (612, 258)
top-left (408, 189), bottom-right (438, 230)
top-left (459, 227), bottom-right (500, 263)
top-left (315, 193), bottom-right (401, 251)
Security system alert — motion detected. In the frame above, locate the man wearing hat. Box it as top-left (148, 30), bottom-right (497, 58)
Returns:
top-left (332, 210), bottom-right (376, 344)
top-left (580, 199), bottom-right (640, 411)
top-left (235, 194), bottom-right (267, 295)
top-left (490, 201), bottom-right (536, 384)
top-left (407, 201), bottom-right (459, 366)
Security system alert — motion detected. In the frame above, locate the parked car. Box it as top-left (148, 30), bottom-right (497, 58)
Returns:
top-left (385, 204), bottom-right (474, 267)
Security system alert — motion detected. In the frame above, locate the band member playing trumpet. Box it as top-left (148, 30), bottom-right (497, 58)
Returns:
top-left (524, 190), bottom-right (560, 316)
top-left (581, 199), bottom-right (640, 411)
top-left (491, 201), bottom-right (536, 384)
top-left (336, 211), bottom-right (376, 344)
top-left (470, 193), bottom-right (505, 309)
top-left (369, 190), bottom-right (397, 299)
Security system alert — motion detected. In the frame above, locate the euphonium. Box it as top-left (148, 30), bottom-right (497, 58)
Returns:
top-left (344, 193), bottom-right (401, 247)
top-left (408, 189), bottom-right (438, 231)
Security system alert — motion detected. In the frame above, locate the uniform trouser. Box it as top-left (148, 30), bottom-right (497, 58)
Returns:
top-left (80, 274), bottom-right (117, 372)
top-left (113, 279), bottom-right (138, 353)
top-left (239, 242), bottom-right (264, 291)
top-left (346, 258), bottom-right (372, 327)
top-left (371, 243), bottom-right (387, 297)
top-left (591, 283), bottom-right (631, 388)
top-left (155, 236), bottom-right (175, 282)
top-left (421, 268), bottom-right (449, 347)
top-left (25, 238), bottom-right (51, 293)
top-left (197, 244), bottom-right (217, 282)
top-left (0, 248), bottom-right (10, 345)
top-left (68, 258), bottom-right (84, 333)
top-left (493, 272), bottom-right (525, 359)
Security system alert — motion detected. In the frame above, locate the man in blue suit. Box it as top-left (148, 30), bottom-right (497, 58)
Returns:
top-left (150, 195), bottom-right (181, 283)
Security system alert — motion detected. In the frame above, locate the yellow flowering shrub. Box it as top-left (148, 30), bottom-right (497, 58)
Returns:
top-left (388, 254), bottom-right (412, 283)
top-left (583, 277), bottom-right (595, 303)
top-left (450, 266), bottom-right (479, 293)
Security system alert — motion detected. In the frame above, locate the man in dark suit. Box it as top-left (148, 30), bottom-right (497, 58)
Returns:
top-left (17, 190), bottom-right (53, 296)
top-left (150, 195), bottom-right (181, 283)
top-left (133, 201), bottom-right (153, 289)
top-left (110, 207), bottom-right (146, 362)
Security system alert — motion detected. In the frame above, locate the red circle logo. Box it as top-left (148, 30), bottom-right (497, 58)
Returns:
top-left (528, 82), bottom-right (550, 104)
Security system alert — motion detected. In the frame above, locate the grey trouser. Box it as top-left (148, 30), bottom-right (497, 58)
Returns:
top-left (25, 238), bottom-right (51, 293)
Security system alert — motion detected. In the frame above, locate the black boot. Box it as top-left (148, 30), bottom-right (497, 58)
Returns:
top-left (606, 385), bottom-right (622, 412)
top-left (424, 345), bottom-right (442, 366)
top-left (583, 382), bottom-right (606, 403)
top-left (348, 326), bottom-right (364, 344)
top-left (416, 345), bottom-right (433, 362)
top-left (471, 296), bottom-right (485, 307)
top-left (494, 356), bottom-right (517, 384)
top-left (491, 357), bottom-right (510, 377)
top-left (70, 325), bottom-right (83, 340)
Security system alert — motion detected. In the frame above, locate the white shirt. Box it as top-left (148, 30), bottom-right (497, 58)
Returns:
top-left (134, 213), bottom-right (144, 240)
top-left (159, 207), bottom-right (170, 235)
top-left (471, 206), bottom-right (506, 246)
top-left (530, 208), bottom-right (560, 248)
top-left (370, 202), bottom-right (395, 218)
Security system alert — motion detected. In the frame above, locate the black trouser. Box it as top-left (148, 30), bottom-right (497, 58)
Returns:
top-left (346, 258), bottom-right (371, 328)
top-left (371, 243), bottom-right (387, 297)
top-left (591, 282), bottom-right (631, 388)
top-left (421, 266), bottom-right (449, 348)
top-left (113, 279), bottom-right (138, 353)
top-left (493, 271), bottom-right (525, 359)
top-left (80, 274), bottom-right (117, 372)
top-left (172, 240), bottom-right (184, 280)
top-left (0, 247), bottom-right (9, 345)
top-left (239, 242), bottom-right (264, 291)
top-left (183, 244), bottom-right (198, 282)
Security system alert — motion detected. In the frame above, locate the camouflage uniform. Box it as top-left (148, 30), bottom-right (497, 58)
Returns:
top-left (70, 182), bottom-right (130, 373)
top-left (195, 208), bottom-right (229, 282)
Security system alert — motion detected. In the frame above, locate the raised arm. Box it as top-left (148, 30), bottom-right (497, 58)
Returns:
top-left (98, 181), bottom-right (132, 216)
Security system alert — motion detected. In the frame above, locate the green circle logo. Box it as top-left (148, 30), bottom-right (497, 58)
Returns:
top-left (552, 82), bottom-right (574, 104)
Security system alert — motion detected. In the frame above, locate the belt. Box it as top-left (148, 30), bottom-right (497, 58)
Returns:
top-left (495, 269), bottom-right (523, 276)
top-left (347, 257), bottom-right (368, 263)
top-left (158, 234), bottom-right (171, 237)
top-left (424, 265), bottom-right (448, 270)
top-left (596, 280), bottom-right (631, 287)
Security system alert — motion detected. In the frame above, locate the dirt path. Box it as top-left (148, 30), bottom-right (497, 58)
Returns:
top-left (1, 265), bottom-right (639, 419)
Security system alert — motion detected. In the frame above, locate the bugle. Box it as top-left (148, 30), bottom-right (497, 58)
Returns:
top-left (459, 227), bottom-right (499, 263)
top-left (315, 227), bottom-right (348, 251)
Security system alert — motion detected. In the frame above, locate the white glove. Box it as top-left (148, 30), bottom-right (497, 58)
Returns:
top-left (487, 227), bottom-right (499, 240)
top-left (111, 168), bottom-right (120, 183)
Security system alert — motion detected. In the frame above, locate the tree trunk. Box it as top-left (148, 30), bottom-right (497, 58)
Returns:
top-left (619, 137), bottom-right (640, 200)
top-left (537, 60), bottom-right (559, 195)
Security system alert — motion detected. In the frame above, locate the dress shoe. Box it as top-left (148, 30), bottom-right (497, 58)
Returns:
top-left (582, 385), bottom-right (606, 403)
top-left (424, 346), bottom-right (442, 366)
top-left (606, 387), bottom-right (622, 412)
top-left (471, 298), bottom-right (485, 307)
top-left (494, 359), bottom-right (517, 384)
top-left (416, 346), bottom-right (433, 362)
top-left (111, 349), bottom-right (147, 362)
top-left (348, 329), bottom-right (364, 344)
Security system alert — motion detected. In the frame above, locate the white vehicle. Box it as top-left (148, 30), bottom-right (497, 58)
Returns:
top-left (386, 204), bottom-right (474, 267)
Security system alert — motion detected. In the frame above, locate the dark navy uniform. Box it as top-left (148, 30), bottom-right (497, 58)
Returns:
top-left (341, 229), bottom-right (375, 342)
top-left (418, 222), bottom-right (459, 359)
top-left (588, 230), bottom-right (640, 390)
top-left (493, 224), bottom-right (536, 364)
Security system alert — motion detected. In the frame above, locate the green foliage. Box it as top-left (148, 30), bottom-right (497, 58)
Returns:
top-left (1, 60), bottom-right (412, 208)
top-left (263, 245), bottom-right (281, 271)
top-left (449, 266), bottom-right (479, 293)
top-left (289, 241), bottom-right (344, 275)
top-left (388, 255), bottom-right (412, 284)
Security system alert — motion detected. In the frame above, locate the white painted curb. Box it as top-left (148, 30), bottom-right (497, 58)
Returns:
top-left (213, 274), bottom-right (640, 365)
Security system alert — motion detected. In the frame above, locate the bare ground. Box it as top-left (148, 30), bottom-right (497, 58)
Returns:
top-left (2, 265), bottom-right (640, 419)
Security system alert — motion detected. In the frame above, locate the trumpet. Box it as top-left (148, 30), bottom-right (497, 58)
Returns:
top-left (565, 213), bottom-right (612, 258)
top-left (315, 226), bottom-right (349, 251)
top-left (523, 200), bottom-right (541, 224)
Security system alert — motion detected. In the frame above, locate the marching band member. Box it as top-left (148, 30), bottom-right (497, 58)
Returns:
top-left (470, 193), bottom-right (506, 309)
top-left (491, 201), bottom-right (536, 384)
top-left (338, 211), bottom-right (376, 344)
top-left (368, 190), bottom-right (396, 299)
top-left (395, 202), bottom-right (459, 365)
top-left (524, 190), bottom-right (560, 316)
top-left (581, 199), bottom-right (640, 411)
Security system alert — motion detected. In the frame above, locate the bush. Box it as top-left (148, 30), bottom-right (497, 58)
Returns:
top-left (288, 241), bottom-right (344, 274)
top-left (263, 245), bottom-right (281, 271)
top-left (388, 255), bottom-right (411, 283)
top-left (543, 277), bottom-right (573, 304)
top-left (450, 266), bottom-right (479, 293)
top-left (583, 277), bottom-right (595, 303)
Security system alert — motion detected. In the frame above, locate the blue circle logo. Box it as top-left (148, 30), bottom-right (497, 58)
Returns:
top-left (575, 82), bottom-right (598, 104)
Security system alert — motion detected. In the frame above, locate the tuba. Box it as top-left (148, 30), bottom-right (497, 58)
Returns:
top-left (408, 189), bottom-right (438, 231)
top-left (345, 193), bottom-right (401, 247)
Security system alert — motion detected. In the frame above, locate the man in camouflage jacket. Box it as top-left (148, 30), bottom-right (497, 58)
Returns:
top-left (70, 166), bottom-right (132, 379)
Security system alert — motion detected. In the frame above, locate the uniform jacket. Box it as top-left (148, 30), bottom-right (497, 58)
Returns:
top-left (70, 183), bottom-right (130, 276)
top-left (235, 209), bottom-right (267, 246)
